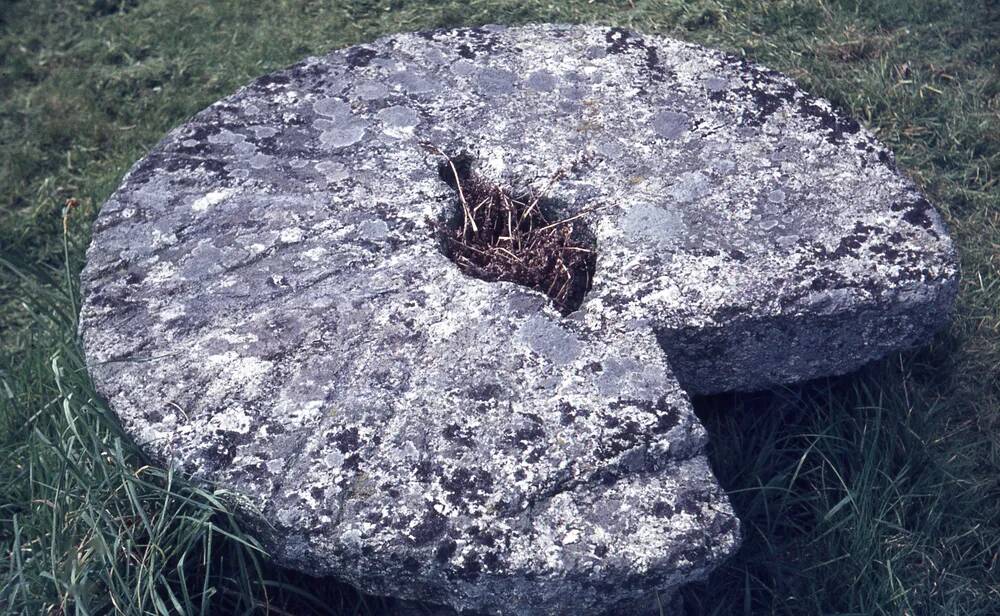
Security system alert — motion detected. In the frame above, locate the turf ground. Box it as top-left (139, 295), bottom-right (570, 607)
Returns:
top-left (1, 1), bottom-right (998, 614)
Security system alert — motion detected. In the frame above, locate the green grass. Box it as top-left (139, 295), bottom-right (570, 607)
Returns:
top-left (1, 0), bottom-right (997, 614)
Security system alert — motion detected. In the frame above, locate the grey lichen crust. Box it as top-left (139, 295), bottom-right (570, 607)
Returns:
top-left (79, 24), bottom-right (957, 614)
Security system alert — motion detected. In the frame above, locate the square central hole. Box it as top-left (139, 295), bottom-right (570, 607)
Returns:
top-left (433, 152), bottom-right (597, 315)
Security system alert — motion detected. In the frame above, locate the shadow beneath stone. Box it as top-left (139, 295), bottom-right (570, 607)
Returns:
top-left (681, 337), bottom-right (958, 614)
top-left (252, 565), bottom-right (685, 615)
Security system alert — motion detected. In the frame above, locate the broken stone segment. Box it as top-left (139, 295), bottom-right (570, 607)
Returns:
top-left (77, 23), bottom-right (957, 615)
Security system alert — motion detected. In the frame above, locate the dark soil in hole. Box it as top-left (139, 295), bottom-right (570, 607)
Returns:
top-left (430, 150), bottom-right (598, 315)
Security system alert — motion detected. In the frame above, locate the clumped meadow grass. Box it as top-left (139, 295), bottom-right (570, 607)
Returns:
top-left (2, 1), bottom-right (997, 614)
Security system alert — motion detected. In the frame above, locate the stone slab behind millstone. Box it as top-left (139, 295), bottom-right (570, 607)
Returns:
top-left (78, 23), bottom-right (958, 616)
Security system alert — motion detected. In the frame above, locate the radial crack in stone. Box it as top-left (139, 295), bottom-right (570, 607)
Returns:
top-left (431, 151), bottom-right (598, 315)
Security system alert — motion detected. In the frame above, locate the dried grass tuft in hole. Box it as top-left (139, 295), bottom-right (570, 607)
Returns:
top-left (426, 146), bottom-right (598, 315)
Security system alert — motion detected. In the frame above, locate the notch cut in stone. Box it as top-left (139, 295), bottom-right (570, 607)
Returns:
top-left (434, 152), bottom-right (597, 315)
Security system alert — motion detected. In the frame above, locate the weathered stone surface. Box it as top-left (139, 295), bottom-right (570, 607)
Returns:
top-left (79, 24), bottom-right (957, 615)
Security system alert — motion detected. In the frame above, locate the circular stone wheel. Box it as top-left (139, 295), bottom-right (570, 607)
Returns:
top-left (80, 24), bottom-right (955, 615)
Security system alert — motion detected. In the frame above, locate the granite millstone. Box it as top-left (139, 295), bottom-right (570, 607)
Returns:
top-left (79, 24), bottom-right (957, 615)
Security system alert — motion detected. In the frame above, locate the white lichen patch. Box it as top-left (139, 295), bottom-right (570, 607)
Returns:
top-left (143, 259), bottom-right (178, 285)
top-left (279, 227), bottom-right (305, 243)
top-left (191, 189), bottom-right (234, 212)
top-left (209, 406), bottom-right (253, 434)
top-left (203, 352), bottom-right (273, 399)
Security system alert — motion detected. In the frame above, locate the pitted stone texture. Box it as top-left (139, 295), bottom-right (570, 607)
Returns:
top-left (79, 23), bottom-right (956, 615)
